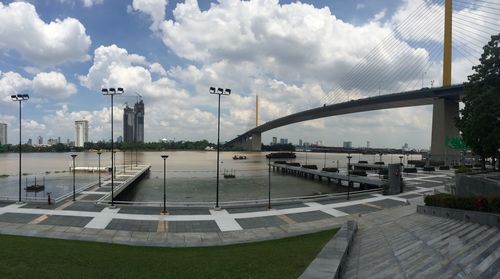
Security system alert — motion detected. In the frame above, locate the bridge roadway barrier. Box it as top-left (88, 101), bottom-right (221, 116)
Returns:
top-left (97, 165), bottom-right (151, 204)
top-left (271, 164), bottom-right (384, 188)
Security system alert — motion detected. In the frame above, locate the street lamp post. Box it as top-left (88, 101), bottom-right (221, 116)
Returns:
top-left (102, 87), bottom-right (124, 207)
top-left (268, 157), bottom-right (271, 209)
top-left (123, 151), bottom-right (126, 173)
top-left (347, 155), bottom-right (352, 200)
top-left (161, 155), bottom-right (169, 214)
top-left (97, 151), bottom-right (102, 187)
top-left (113, 151), bottom-right (117, 178)
top-left (379, 153), bottom-right (383, 163)
top-left (399, 155), bottom-right (404, 166)
top-left (210, 86), bottom-right (231, 209)
top-left (71, 154), bottom-right (77, 201)
top-left (323, 152), bottom-right (327, 169)
top-left (11, 94), bottom-right (29, 204)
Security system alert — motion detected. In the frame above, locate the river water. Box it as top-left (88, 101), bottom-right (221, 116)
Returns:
top-left (0, 151), bottom-right (420, 202)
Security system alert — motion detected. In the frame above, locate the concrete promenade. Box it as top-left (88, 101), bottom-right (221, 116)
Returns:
top-left (0, 172), bottom-right (450, 247)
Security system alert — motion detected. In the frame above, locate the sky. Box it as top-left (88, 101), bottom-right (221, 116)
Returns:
top-left (0, 0), bottom-right (497, 149)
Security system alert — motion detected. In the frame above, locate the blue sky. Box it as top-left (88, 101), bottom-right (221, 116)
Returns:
top-left (0, 0), bottom-right (495, 148)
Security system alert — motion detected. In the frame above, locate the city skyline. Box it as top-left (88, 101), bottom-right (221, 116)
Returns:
top-left (0, 0), bottom-right (491, 148)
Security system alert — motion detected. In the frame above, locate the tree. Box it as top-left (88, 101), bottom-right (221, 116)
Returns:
top-left (457, 33), bottom-right (500, 169)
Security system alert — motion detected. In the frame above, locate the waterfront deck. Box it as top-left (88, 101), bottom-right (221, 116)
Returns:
top-left (271, 163), bottom-right (385, 188)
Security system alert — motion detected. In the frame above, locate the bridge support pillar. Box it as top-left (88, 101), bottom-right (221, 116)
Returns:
top-left (431, 98), bottom-right (460, 165)
top-left (236, 132), bottom-right (261, 151)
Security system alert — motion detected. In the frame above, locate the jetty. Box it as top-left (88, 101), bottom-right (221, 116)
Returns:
top-left (271, 163), bottom-right (384, 189)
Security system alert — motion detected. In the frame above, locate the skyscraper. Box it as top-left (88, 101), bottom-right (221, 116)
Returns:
top-left (75, 120), bottom-right (89, 147)
top-left (123, 100), bottom-right (145, 143)
top-left (0, 123), bottom-right (7, 145)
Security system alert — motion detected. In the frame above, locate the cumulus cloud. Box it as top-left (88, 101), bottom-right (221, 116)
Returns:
top-left (131, 0), bottom-right (168, 31)
top-left (0, 71), bottom-right (76, 107)
top-left (0, 2), bottom-right (91, 66)
top-left (81, 0), bottom-right (104, 8)
top-left (33, 72), bottom-right (77, 99)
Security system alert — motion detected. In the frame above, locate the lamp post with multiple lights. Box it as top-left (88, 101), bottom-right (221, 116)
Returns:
top-left (11, 94), bottom-right (29, 203)
top-left (102, 87), bottom-right (124, 207)
top-left (347, 155), bottom-right (352, 200)
top-left (209, 87), bottom-right (231, 209)
top-left (161, 155), bottom-right (169, 214)
top-left (71, 154), bottom-right (77, 201)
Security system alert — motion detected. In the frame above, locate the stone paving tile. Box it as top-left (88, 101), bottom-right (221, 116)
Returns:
top-left (168, 220), bottom-right (220, 233)
top-left (20, 203), bottom-right (57, 210)
top-left (167, 208), bottom-right (210, 215)
top-left (93, 187), bottom-right (111, 192)
top-left (63, 202), bottom-right (105, 212)
top-left (286, 210), bottom-right (333, 223)
top-left (0, 213), bottom-right (42, 224)
top-left (106, 219), bottom-right (158, 232)
top-left (335, 204), bottom-right (380, 215)
top-left (236, 216), bottom-right (287, 229)
top-left (0, 201), bottom-right (14, 207)
top-left (399, 193), bottom-right (422, 199)
top-left (369, 199), bottom-right (407, 208)
top-left (116, 206), bottom-right (162, 215)
top-left (79, 194), bottom-right (105, 201)
top-left (317, 194), bottom-right (371, 205)
top-left (225, 206), bottom-right (270, 213)
top-left (271, 202), bottom-right (308, 210)
top-left (40, 215), bottom-right (93, 227)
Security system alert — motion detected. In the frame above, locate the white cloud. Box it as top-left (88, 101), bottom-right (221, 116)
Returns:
top-left (33, 72), bottom-right (77, 99)
top-left (0, 2), bottom-right (91, 66)
top-left (131, 0), bottom-right (168, 31)
top-left (0, 71), bottom-right (31, 105)
top-left (82, 0), bottom-right (104, 8)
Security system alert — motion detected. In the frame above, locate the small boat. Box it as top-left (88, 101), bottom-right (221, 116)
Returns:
top-left (266, 152), bottom-right (296, 159)
top-left (232, 155), bottom-right (247, 160)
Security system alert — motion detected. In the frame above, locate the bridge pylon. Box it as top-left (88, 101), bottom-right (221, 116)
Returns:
top-left (430, 0), bottom-right (460, 164)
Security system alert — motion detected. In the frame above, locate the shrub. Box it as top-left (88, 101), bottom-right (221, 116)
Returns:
top-left (455, 166), bottom-right (472, 174)
top-left (424, 193), bottom-right (500, 213)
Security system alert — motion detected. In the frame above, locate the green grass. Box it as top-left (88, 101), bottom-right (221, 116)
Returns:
top-left (0, 229), bottom-right (337, 279)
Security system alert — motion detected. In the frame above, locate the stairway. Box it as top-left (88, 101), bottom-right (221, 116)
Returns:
top-left (344, 206), bottom-right (500, 278)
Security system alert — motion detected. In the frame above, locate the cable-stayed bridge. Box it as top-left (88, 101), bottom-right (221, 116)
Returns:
top-left (225, 0), bottom-right (500, 163)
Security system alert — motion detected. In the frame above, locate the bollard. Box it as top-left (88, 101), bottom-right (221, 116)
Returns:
top-left (47, 192), bottom-right (52, 205)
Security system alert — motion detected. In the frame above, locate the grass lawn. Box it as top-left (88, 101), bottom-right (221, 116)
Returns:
top-left (0, 229), bottom-right (337, 278)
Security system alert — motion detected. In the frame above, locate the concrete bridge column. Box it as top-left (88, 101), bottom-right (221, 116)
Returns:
top-left (431, 98), bottom-right (460, 164)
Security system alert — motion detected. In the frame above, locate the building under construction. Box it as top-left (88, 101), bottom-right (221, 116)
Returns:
top-left (123, 100), bottom-right (145, 143)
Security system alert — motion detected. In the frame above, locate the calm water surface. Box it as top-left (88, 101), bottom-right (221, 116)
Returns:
top-left (0, 151), bottom-right (420, 202)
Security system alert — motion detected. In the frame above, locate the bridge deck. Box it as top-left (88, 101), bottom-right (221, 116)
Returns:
top-left (95, 165), bottom-right (151, 204)
top-left (272, 164), bottom-right (384, 187)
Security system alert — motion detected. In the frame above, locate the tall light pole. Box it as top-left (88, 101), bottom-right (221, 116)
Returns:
top-left (210, 86), bottom-right (231, 209)
top-left (113, 151), bottom-right (117, 178)
top-left (11, 94), bottom-right (29, 203)
top-left (102, 87), bottom-right (124, 207)
top-left (399, 155), bottom-right (404, 166)
top-left (71, 154), bottom-right (77, 201)
top-left (268, 157), bottom-right (271, 210)
top-left (97, 151), bottom-right (102, 187)
top-left (161, 155), bottom-right (169, 214)
top-left (323, 152), bottom-right (327, 169)
top-left (347, 155), bottom-right (352, 200)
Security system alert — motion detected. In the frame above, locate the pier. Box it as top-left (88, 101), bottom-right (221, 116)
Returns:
top-left (272, 163), bottom-right (384, 189)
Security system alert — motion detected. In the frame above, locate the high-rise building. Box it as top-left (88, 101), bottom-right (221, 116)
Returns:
top-left (0, 123), bottom-right (7, 145)
top-left (75, 120), bottom-right (89, 147)
top-left (343, 141), bottom-right (352, 148)
top-left (134, 100), bottom-right (145, 143)
top-left (123, 106), bottom-right (135, 143)
top-left (366, 141), bottom-right (370, 149)
top-left (27, 138), bottom-right (32, 145)
top-left (37, 136), bottom-right (43, 145)
top-left (123, 100), bottom-right (145, 143)
top-left (47, 138), bottom-right (57, 145)
top-left (279, 138), bottom-right (288, 144)
top-left (117, 136), bottom-right (123, 143)
top-left (299, 139), bottom-right (303, 146)
top-left (272, 137), bottom-right (277, 145)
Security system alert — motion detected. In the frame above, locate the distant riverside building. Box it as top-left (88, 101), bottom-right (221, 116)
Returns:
top-left (75, 120), bottom-right (89, 147)
top-left (367, 141), bottom-right (370, 149)
top-left (272, 137), bottom-right (277, 145)
top-left (123, 100), bottom-right (145, 143)
top-left (47, 138), bottom-right (57, 145)
top-left (343, 141), bottom-right (352, 149)
top-left (279, 138), bottom-right (288, 144)
top-left (0, 123), bottom-right (7, 145)
top-left (37, 136), bottom-right (43, 145)
top-left (299, 139), bottom-right (303, 146)
top-left (27, 138), bottom-right (32, 145)
top-left (117, 136), bottom-right (123, 143)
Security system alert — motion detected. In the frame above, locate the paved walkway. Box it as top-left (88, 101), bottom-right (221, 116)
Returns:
top-left (0, 172), bottom-right (452, 247)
